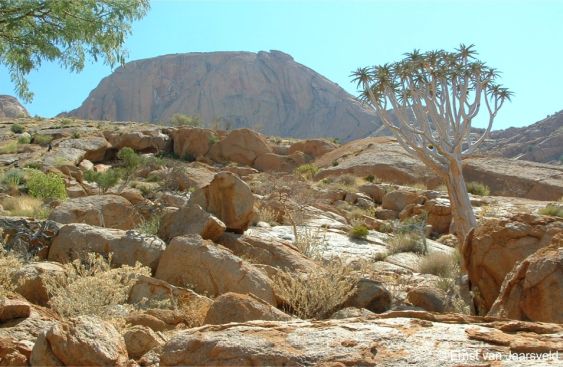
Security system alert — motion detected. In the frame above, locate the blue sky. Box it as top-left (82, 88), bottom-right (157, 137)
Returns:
top-left (1, 0), bottom-right (562, 130)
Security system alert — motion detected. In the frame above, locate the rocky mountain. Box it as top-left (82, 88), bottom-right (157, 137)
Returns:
top-left (0, 95), bottom-right (29, 118)
top-left (65, 51), bottom-right (384, 142)
top-left (479, 111), bottom-right (563, 164)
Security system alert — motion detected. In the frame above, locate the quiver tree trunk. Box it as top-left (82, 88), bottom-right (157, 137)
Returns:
top-left (444, 159), bottom-right (477, 242)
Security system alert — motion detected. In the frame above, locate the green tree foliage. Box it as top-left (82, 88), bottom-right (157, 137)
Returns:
top-left (84, 169), bottom-right (122, 194)
top-left (0, 0), bottom-right (150, 101)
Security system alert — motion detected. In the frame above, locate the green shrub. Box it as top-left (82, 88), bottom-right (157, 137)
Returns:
top-left (17, 135), bottom-right (31, 144)
top-left (117, 147), bottom-right (141, 169)
top-left (538, 203), bottom-right (563, 218)
top-left (295, 163), bottom-right (319, 180)
top-left (27, 170), bottom-right (67, 200)
top-left (32, 134), bottom-right (53, 145)
top-left (208, 134), bottom-right (220, 145)
top-left (466, 181), bottom-right (490, 196)
top-left (348, 223), bottom-right (369, 240)
top-left (170, 113), bottom-right (201, 127)
top-left (1, 169), bottom-right (24, 187)
top-left (84, 169), bottom-right (122, 194)
top-left (10, 124), bottom-right (24, 134)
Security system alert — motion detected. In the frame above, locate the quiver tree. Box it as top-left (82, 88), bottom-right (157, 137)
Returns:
top-left (352, 45), bottom-right (511, 241)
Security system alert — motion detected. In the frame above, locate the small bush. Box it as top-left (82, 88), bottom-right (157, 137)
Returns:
top-left (135, 215), bottom-right (161, 236)
top-left (208, 134), bottom-right (220, 145)
top-left (418, 252), bottom-right (456, 277)
top-left (295, 163), bottom-right (319, 180)
top-left (538, 203), bottom-right (563, 218)
top-left (17, 135), bottom-right (31, 144)
top-left (348, 223), bottom-right (369, 240)
top-left (272, 258), bottom-right (356, 319)
top-left (45, 253), bottom-right (151, 319)
top-left (10, 124), bottom-right (24, 134)
top-left (27, 170), bottom-right (67, 201)
top-left (170, 113), bottom-right (202, 127)
top-left (71, 130), bottom-right (81, 139)
top-left (294, 227), bottom-right (327, 259)
top-left (387, 232), bottom-right (426, 255)
top-left (1, 196), bottom-right (45, 218)
top-left (117, 147), bottom-right (141, 170)
top-left (466, 181), bottom-right (490, 196)
top-left (32, 134), bottom-right (53, 145)
top-left (364, 175), bottom-right (376, 183)
top-left (1, 168), bottom-right (24, 188)
top-left (84, 169), bottom-right (122, 194)
top-left (0, 141), bottom-right (18, 154)
top-left (256, 205), bottom-right (280, 226)
top-left (0, 250), bottom-right (23, 297)
top-left (332, 160), bottom-right (339, 167)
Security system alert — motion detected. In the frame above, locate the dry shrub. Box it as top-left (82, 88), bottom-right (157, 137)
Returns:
top-left (256, 204), bottom-right (280, 226)
top-left (1, 196), bottom-right (47, 218)
top-left (417, 252), bottom-right (456, 277)
top-left (273, 257), bottom-right (356, 319)
top-left (387, 232), bottom-right (426, 255)
top-left (0, 250), bottom-right (23, 297)
top-left (45, 253), bottom-right (151, 319)
top-left (294, 226), bottom-right (327, 259)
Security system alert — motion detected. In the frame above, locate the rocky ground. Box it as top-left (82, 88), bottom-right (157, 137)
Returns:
top-left (0, 117), bottom-right (561, 366)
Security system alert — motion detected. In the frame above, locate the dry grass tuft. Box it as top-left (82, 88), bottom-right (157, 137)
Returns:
top-left (1, 196), bottom-right (47, 218)
top-left (538, 203), bottom-right (563, 218)
top-left (387, 232), bottom-right (426, 255)
top-left (417, 252), bottom-right (456, 277)
top-left (273, 257), bottom-right (356, 319)
top-left (294, 226), bottom-right (327, 259)
top-left (45, 253), bottom-right (151, 319)
top-left (0, 250), bottom-right (23, 297)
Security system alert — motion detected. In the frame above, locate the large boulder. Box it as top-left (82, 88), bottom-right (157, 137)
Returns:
top-left (128, 275), bottom-right (212, 308)
top-left (58, 136), bottom-right (110, 162)
top-left (217, 232), bottom-right (317, 273)
top-left (49, 223), bottom-right (166, 272)
top-left (12, 262), bottom-right (66, 306)
top-left (103, 129), bottom-right (170, 153)
top-left (488, 233), bottom-right (563, 323)
top-left (204, 292), bottom-right (291, 325)
top-left (122, 325), bottom-right (165, 360)
top-left (0, 95), bottom-right (28, 117)
top-left (170, 127), bottom-right (218, 159)
top-left (207, 129), bottom-right (272, 165)
top-left (43, 147), bottom-right (85, 167)
top-left (30, 315), bottom-right (128, 366)
top-left (253, 152), bottom-right (306, 172)
top-left (189, 171), bottom-right (255, 233)
top-left (463, 213), bottom-right (563, 314)
top-left (155, 235), bottom-right (276, 305)
top-left (407, 286), bottom-right (447, 313)
top-left (49, 194), bottom-right (141, 230)
top-left (382, 189), bottom-right (424, 212)
top-left (343, 279), bottom-right (392, 313)
top-left (288, 139), bottom-right (337, 159)
top-left (0, 298), bottom-right (31, 322)
top-left (158, 204), bottom-right (225, 242)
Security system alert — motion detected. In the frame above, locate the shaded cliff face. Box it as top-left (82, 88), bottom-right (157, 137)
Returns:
top-left (479, 112), bottom-right (563, 165)
top-left (65, 51), bottom-right (383, 142)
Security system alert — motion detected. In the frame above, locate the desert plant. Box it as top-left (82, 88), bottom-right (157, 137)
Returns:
top-left (0, 250), bottom-right (23, 297)
top-left (1, 196), bottom-right (46, 218)
top-left (466, 181), bottom-right (490, 196)
top-left (272, 257), bottom-right (357, 319)
top-left (170, 113), bottom-right (202, 127)
top-left (32, 134), bottom-right (53, 145)
top-left (295, 163), bottom-right (319, 180)
top-left (26, 170), bottom-right (67, 201)
top-left (135, 214), bottom-right (161, 236)
top-left (294, 226), bottom-right (327, 259)
top-left (45, 253), bottom-right (151, 319)
top-left (387, 232), bottom-right (426, 255)
top-left (353, 44), bottom-right (511, 241)
top-left (538, 203), bottom-right (563, 218)
top-left (10, 124), bottom-right (24, 134)
top-left (84, 169), bottom-right (122, 194)
top-left (0, 141), bottom-right (18, 154)
top-left (1, 168), bottom-right (24, 189)
top-left (417, 252), bottom-right (456, 277)
top-left (256, 205), bottom-right (280, 226)
top-left (71, 130), bottom-right (81, 139)
top-left (17, 135), bottom-right (31, 144)
top-left (348, 223), bottom-right (369, 240)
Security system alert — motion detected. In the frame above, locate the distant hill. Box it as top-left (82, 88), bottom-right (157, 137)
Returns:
top-left (479, 111), bottom-right (563, 165)
top-left (64, 51), bottom-right (385, 142)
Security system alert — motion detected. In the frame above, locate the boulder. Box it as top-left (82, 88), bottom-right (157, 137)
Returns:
top-left (207, 129), bottom-right (272, 165)
top-left (488, 233), bottom-right (563, 323)
top-left (58, 136), bottom-right (110, 162)
top-left (0, 95), bottom-right (28, 117)
top-left (30, 315), bottom-right (128, 366)
top-left (171, 127), bottom-right (218, 159)
top-left (104, 129), bottom-right (170, 153)
top-left (128, 275), bottom-right (212, 308)
top-left (330, 307), bottom-right (375, 319)
top-left (343, 279), bottom-right (392, 313)
top-left (0, 298), bottom-right (31, 322)
top-left (49, 194), bottom-right (141, 230)
top-left (288, 139), bottom-right (337, 159)
top-left (49, 223), bottom-right (166, 272)
top-left (382, 190), bottom-right (424, 212)
top-left (407, 286), bottom-right (447, 313)
top-left (122, 325), bottom-right (164, 360)
top-left (463, 213), bottom-right (563, 314)
top-left (253, 152), bottom-right (306, 172)
top-left (204, 292), bottom-right (291, 325)
top-left (158, 204), bottom-right (226, 242)
top-left (217, 232), bottom-right (317, 273)
top-left (157, 192), bottom-right (189, 208)
top-left (189, 171), bottom-right (255, 233)
top-left (0, 336), bottom-right (31, 366)
top-left (43, 147), bottom-right (85, 167)
top-left (155, 235), bottom-right (276, 305)
top-left (12, 262), bottom-right (66, 306)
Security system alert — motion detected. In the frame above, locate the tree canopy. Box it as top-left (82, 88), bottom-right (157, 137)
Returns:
top-left (0, 0), bottom-right (150, 101)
